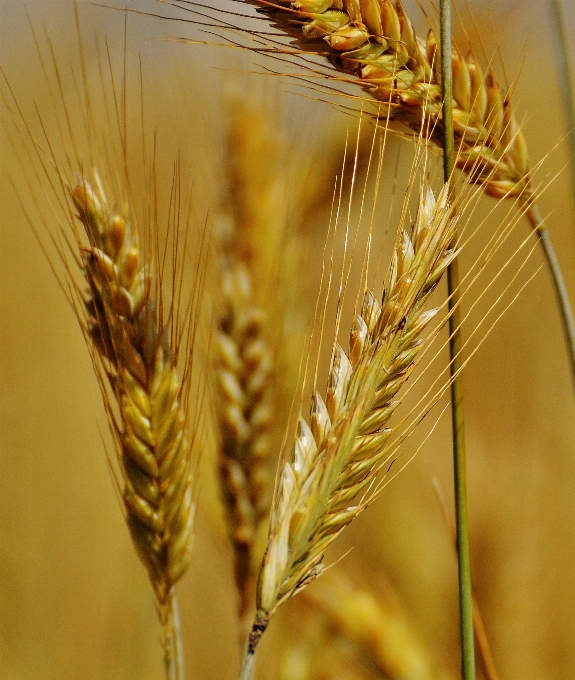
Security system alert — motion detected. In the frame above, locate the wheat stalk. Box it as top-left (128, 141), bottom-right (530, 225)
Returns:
top-left (71, 173), bottom-right (197, 680)
top-left (240, 181), bottom-right (458, 678)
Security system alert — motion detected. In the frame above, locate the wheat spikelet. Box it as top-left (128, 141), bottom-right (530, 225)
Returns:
top-left (243, 181), bottom-right (457, 664)
top-left (71, 174), bottom-right (196, 671)
top-left (234, 0), bottom-right (529, 201)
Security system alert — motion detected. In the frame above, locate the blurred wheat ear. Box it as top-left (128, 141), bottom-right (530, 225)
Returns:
top-left (70, 173), bottom-right (202, 680)
top-left (213, 99), bottom-right (282, 635)
top-left (215, 214), bottom-right (275, 627)
top-left (214, 96), bottom-right (350, 637)
top-left (294, 570), bottom-right (450, 680)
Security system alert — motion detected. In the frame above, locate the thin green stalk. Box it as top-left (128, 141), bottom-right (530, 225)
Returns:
top-left (524, 202), bottom-right (575, 389)
top-left (439, 0), bottom-right (475, 679)
top-left (547, 0), bottom-right (575, 209)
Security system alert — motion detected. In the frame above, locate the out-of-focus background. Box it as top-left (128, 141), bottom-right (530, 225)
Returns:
top-left (1, 1), bottom-right (575, 679)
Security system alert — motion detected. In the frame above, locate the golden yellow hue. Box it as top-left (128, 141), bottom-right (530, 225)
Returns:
top-left (1, 1), bottom-right (575, 680)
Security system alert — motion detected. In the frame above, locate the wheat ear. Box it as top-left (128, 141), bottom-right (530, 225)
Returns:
top-left (72, 175), bottom-right (195, 680)
top-left (300, 572), bottom-right (447, 680)
top-left (213, 99), bottom-right (281, 629)
top-left (241, 0), bottom-right (526, 199)
top-left (211, 0), bottom-right (574, 392)
top-left (216, 219), bottom-right (274, 622)
top-left (240, 182), bottom-right (457, 678)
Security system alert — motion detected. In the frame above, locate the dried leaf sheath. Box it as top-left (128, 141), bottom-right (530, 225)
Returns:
top-left (252, 185), bottom-right (457, 637)
top-left (72, 176), bottom-right (196, 608)
top-left (244, 0), bottom-right (529, 199)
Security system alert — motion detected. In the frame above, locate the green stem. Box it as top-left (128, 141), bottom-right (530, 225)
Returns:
top-left (547, 0), bottom-right (575, 209)
top-left (524, 202), bottom-right (575, 390)
top-left (439, 1), bottom-right (475, 679)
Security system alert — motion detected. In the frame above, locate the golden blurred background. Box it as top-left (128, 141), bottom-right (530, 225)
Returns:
top-left (1, 1), bottom-right (575, 679)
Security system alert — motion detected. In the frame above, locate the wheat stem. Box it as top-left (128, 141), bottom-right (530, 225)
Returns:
top-left (439, 1), bottom-right (475, 678)
top-left (524, 202), bottom-right (575, 391)
top-left (240, 650), bottom-right (256, 680)
top-left (241, 615), bottom-right (269, 680)
top-left (163, 591), bottom-right (181, 680)
top-left (160, 591), bottom-right (175, 680)
top-left (172, 592), bottom-right (185, 680)
top-left (439, 0), bottom-right (455, 190)
top-left (433, 480), bottom-right (499, 680)
top-left (548, 0), bottom-right (575, 210)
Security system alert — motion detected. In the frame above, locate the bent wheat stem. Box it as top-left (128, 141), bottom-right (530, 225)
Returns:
top-left (241, 183), bottom-right (458, 678)
top-left (524, 202), bottom-right (575, 390)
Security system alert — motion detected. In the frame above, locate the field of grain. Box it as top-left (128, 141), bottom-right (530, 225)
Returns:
top-left (1, 1), bottom-right (575, 679)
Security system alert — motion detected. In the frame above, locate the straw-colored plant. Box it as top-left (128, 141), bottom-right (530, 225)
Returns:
top-left (240, 180), bottom-right (458, 677)
top-left (249, 0), bottom-right (527, 198)
top-left (161, 0), bottom-right (527, 199)
top-left (70, 174), bottom-right (199, 680)
top-left (4, 3), bottom-right (561, 679)
top-left (159, 0), bottom-right (575, 392)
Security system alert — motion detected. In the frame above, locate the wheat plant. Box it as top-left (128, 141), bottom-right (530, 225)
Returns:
top-left (70, 173), bottom-right (200, 680)
top-left (155, 0), bottom-right (575, 397)
top-left (215, 213), bottom-right (275, 624)
top-left (4, 2), bottom-right (573, 679)
top-left (240, 179), bottom-right (459, 678)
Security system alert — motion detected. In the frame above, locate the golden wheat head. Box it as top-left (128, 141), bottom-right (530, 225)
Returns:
top-left (243, 182), bottom-right (457, 658)
top-left (239, 0), bottom-right (529, 200)
top-left (72, 175), bottom-right (196, 609)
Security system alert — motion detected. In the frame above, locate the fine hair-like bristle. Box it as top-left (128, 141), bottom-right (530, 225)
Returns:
top-left (241, 0), bottom-right (529, 201)
top-left (244, 182), bottom-right (458, 658)
top-left (71, 174), bottom-right (198, 674)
